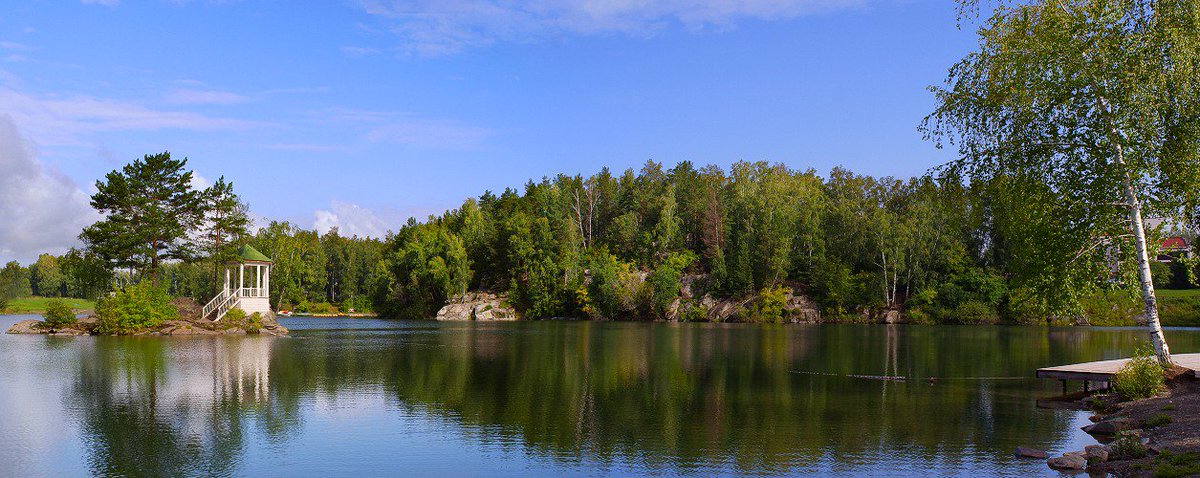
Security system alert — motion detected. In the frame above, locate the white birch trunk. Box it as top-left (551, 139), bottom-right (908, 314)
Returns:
top-left (1098, 96), bottom-right (1171, 365)
top-left (1120, 165), bottom-right (1172, 365)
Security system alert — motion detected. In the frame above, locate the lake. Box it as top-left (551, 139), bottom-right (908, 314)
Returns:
top-left (2, 315), bottom-right (1197, 477)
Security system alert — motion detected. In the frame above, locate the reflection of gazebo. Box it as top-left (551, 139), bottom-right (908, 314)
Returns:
top-left (201, 245), bottom-right (273, 321)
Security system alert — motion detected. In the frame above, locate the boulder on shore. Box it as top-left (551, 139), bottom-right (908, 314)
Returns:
top-left (436, 292), bottom-right (517, 321)
top-left (1082, 417), bottom-right (1138, 436)
top-left (1047, 454), bottom-right (1087, 470)
top-left (6, 320), bottom-right (43, 334)
top-left (1084, 444), bottom-right (1109, 463)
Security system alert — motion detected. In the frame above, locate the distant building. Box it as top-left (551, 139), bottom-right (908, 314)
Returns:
top-left (1157, 236), bottom-right (1191, 263)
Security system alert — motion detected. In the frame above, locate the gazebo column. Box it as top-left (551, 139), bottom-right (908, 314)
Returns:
top-left (239, 264), bottom-right (245, 295)
top-left (263, 265), bottom-right (270, 297)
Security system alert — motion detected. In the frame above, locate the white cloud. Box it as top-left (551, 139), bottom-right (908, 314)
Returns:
top-left (0, 116), bottom-right (99, 264)
top-left (359, 0), bottom-right (868, 55)
top-left (163, 88), bottom-right (249, 105)
top-left (0, 86), bottom-right (269, 146)
top-left (190, 173), bottom-right (211, 190)
top-left (313, 200), bottom-right (392, 238)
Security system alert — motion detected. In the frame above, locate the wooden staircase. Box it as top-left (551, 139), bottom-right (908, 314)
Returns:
top-left (202, 287), bottom-right (242, 322)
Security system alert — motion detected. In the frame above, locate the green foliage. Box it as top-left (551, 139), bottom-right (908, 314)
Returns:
top-left (81, 152), bottom-right (205, 284)
top-left (96, 282), bottom-right (178, 334)
top-left (198, 176), bottom-right (251, 294)
top-left (30, 253), bottom-right (65, 297)
top-left (1081, 290), bottom-right (1143, 326)
top-left (1146, 413), bottom-right (1172, 429)
top-left (1152, 261), bottom-right (1174, 289)
top-left (1153, 451), bottom-right (1200, 478)
top-left (1159, 292), bottom-right (1200, 327)
top-left (583, 250), bottom-right (640, 319)
top-left (223, 307), bottom-right (246, 322)
top-left (947, 300), bottom-right (998, 325)
top-left (1112, 345), bottom-right (1167, 401)
top-left (60, 248), bottom-right (113, 300)
top-left (377, 223), bottom-right (470, 319)
top-left (926, 0), bottom-right (1200, 356)
top-left (42, 299), bottom-right (76, 328)
top-left (1110, 430), bottom-right (1149, 459)
top-left (221, 308), bottom-right (262, 333)
top-left (0, 261), bottom-right (32, 299)
top-left (646, 251), bottom-right (696, 318)
top-left (746, 285), bottom-right (790, 324)
top-left (247, 312), bottom-right (263, 333)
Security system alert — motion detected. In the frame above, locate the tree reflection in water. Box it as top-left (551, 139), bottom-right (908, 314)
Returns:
top-left (61, 322), bottom-right (1200, 476)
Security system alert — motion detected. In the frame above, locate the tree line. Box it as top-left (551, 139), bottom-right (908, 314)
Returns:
top-left (372, 160), bottom-right (1197, 323)
top-left (2, 155), bottom-right (1195, 323)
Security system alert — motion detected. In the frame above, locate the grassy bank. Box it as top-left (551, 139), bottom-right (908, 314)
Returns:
top-left (3, 296), bottom-right (96, 314)
top-left (1083, 289), bottom-right (1200, 327)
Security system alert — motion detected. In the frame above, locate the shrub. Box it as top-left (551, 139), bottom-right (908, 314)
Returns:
top-left (96, 282), bottom-right (178, 334)
top-left (247, 312), bottom-right (263, 333)
top-left (1112, 345), bottom-right (1167, 401)
top-left (646, 251), bottom-right (696, 319)
top-left (308, 302), bottom-right (338, 314)
top-left (1153, 451), bottom-right (1200, 478)
top-left (1146, 413), bottom-right (1172, 428)
top-left (1082, 290), bottom-right (1142, 326)
top-left (1152, 261), bottom-right (1174, 289)
top-left (223, 307), bottom-right (246, 322)
top-left (0, 296), bottom-right (7, 312)
top-left (681, 303), bottom-right (708, 322)
top-left (747, 285), bottom-right (789, 323)
top-left (948, 300), bottom-right (998, 325)
top-left (43, 299), bottom-right (77, 328)
top-left (904, 308), bottom-right (934, 325)
top-left (1110, 431), bottom-right (1149, 459)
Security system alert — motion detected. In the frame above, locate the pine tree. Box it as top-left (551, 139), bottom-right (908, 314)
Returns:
top-left (81, 152), bottom-right (204, 286)
top-left (199, 176), bottom-right (251, 293)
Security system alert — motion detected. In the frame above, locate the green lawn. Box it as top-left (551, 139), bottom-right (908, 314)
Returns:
top-left (1156, 288), bottom-right (1200, 299)
top-left (2, 296), bottom-right (96, 314)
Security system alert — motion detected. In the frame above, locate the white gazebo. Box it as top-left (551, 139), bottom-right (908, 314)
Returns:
top-left (202, 245), bottom-right (273, 321)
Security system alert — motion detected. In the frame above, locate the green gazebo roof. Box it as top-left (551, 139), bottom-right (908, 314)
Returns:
top-left (237, 245), bottom-right (273, 263)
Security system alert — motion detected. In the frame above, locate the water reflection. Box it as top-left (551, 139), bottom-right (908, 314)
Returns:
top-left (72, 338), bottom-right (274, 477)
top-left (14, 321), bottom-right (1200, 476)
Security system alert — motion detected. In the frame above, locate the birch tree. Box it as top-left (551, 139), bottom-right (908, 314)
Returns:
top-left (923, 0), bottom-right (1200, 363)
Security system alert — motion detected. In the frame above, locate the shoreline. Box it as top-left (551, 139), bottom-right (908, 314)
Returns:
top-left (1032, 368), bottom-right (1200, 477)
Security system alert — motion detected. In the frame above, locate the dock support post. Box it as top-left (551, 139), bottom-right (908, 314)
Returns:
top-left (1061, 380), bottom-right (1067, 395)
top-left (1084, 381), bottom-right (1090, 392)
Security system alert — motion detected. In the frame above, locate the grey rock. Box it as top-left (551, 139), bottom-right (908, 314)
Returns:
top-left (1015, 446), bottom-right (1049, 459)
top-left (1084, 445), bottom-right (1109, 463)
top-left (1082, 418), bottom-right (1138, 435)
top-left (1047, 454), bottom-right (1087, 470)
top-left (436, 292), bottom-right (517, 321)
top-left (5, 320), bottom-right (43, 334)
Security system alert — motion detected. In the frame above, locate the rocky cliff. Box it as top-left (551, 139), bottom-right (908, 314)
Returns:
top-left (436, 292), bottom-right (518, 321)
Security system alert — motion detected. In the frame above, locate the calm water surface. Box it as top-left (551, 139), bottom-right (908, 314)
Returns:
top-left (2, 314), bottom-right (1198, 477)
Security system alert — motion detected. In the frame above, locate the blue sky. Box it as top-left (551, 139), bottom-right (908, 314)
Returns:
top-left (0, 0), bottom-right (977, 263)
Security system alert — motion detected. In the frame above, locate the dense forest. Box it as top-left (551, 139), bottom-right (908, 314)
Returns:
top-left (372, 160), bottom-right (1198, 324)
top-left (2, 157), bottom-right (1196, 324)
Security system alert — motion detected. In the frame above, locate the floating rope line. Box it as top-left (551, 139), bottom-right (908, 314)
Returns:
top-left (789, 370), bottom-right (1028, 381)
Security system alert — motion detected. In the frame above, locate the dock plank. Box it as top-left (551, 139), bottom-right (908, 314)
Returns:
top-left (1036, 352), bottom-right (1200, 382)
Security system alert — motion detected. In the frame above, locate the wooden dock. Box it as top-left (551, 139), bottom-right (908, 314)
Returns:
top-left (1037, 352), bottom-right (1200, 383)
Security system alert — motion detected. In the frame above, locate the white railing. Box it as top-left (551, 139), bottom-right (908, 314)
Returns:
top-left (240, 287), bottom-right (267, 298)
top-left (202, 287), bottom-right (243, 322)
